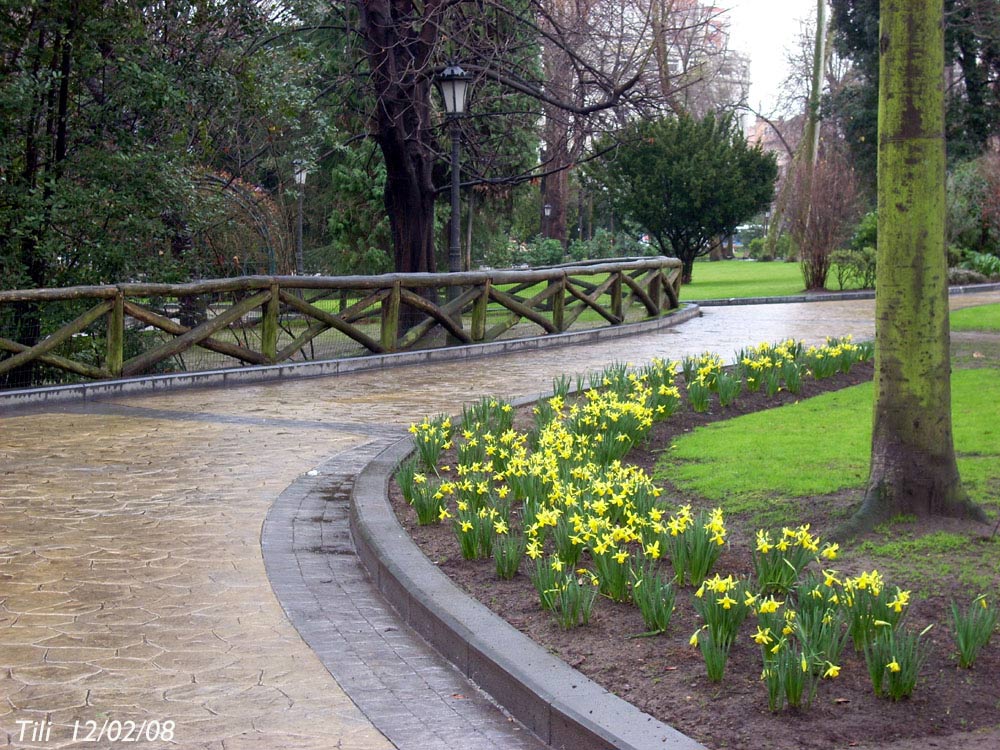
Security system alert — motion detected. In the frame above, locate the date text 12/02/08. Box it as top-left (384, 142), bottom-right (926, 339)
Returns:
top-left (73, 719), bottom-right (176, 743)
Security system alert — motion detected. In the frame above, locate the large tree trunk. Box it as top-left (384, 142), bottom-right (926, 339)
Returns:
top-left (541, 157), bottom-right (568, 245)
top-left (381, 139), bottom-right (438, 274)
top-left (359, 0), bottom-right (441, 275)
top-left (849, 0), bottom-right (985, 532)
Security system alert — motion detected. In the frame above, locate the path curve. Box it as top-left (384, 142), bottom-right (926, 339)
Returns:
top-left (2, 291), bottom-right (999, 749)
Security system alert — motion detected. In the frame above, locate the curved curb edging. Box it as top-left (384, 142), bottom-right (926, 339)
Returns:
top-left (349, 437), bottom-right (707, 750)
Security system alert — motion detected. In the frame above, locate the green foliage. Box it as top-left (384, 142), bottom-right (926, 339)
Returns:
top-left (631, 563), bottom-right (676, 634)
top-left (567, 228), bottom-right (653, 262)
top-left (396, 459), bottom-right (420, 504)
top-left (587, 114), bottom-right (777, 282)
top-left (409, 414), bottom-right (453, 471)
top-left (761, 638), bottom-right (819, 711)
top-left (523, 238), bottom-right (565, 267)
top-left (850, 211), bottom-right (878, 252)
top-left (961, 251), bottom-right (1000, 279)
top-left (493, 532), bottom-right (526, 580)
top-left (947, 157), bottom-right (1000, 256)
top-left (531, 556), bottom-right (563, 611)
top-left (410, 475), bottom-right (446, 526)
top-left (863, 624), bottom-right (931, 701)
top-left (318, 142), bottom-right (392, 275)
top-left (831, 247), bottom-right (877, 289)
top-left (550, 572), bottom-right (599, 629)
top-left (751, 526), bottom-right (833, 595)
top-left (590, 546), bottom-right (632, 602)
top-left (661, 506), bottom-right (727, 587)
top-left (830, 0), bottom-right (1000, 174)
top-left (0, 1), bottom-right (321, 289)
top-left (950, 595), bottom-right (998, 668)
top-left (692, 574), bottom-right (753, 680)
top-left (746, 234), bottom-right (793, 262)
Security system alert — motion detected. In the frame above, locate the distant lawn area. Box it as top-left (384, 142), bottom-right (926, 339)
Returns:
top-left (680, 259), bottom-right (853, 300)
top-left (951, 303), bottom-right (1000, 332)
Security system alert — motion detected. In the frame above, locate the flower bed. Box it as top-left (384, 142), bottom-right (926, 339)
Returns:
top-left (392, 338), bottom-right (1000, 749)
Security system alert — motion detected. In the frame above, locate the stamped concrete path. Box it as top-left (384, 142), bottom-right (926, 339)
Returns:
top-left (2, 292), bottom-right (998, 749)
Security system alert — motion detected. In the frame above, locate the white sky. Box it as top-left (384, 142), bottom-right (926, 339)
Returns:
top-left (724, 0), bottom-right (817, 114)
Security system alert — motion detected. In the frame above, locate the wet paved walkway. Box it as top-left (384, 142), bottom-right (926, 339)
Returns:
top-left (2, 292), bottom-right (999, 749)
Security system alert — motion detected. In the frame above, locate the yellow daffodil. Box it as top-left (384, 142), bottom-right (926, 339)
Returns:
top-left (752, 627), bottom-right (773, 645)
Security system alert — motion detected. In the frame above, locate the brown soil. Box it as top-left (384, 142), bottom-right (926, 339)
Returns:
top-left (390, 360), bottom-right (1000, 750)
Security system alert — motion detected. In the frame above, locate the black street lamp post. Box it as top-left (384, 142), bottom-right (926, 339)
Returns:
top-left (293, 160), bottom-right (308, 275)
top-left (437, 64), bottom-right (472, 288)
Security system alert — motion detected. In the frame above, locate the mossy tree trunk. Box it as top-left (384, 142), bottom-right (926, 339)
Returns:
top-left (851, 0), bottom-right (985, 531)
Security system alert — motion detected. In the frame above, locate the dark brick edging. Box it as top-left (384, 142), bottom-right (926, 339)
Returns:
top-left (349, 436), bottom-right (707, 750)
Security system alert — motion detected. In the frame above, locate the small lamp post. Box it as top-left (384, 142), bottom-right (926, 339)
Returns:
top-left (437, 64), bottom-right (472, 283)
top-left (293, 160), bottom-right (308, 275)
top-left (543, 203), bottom-right (552, 239)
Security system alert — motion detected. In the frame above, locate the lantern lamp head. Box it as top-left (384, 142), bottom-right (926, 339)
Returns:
top-left (438, 64), bottom-right (472, 116)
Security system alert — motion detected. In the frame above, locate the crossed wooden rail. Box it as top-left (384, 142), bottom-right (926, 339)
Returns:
top-left (0, 257), bottom-right (682, 387)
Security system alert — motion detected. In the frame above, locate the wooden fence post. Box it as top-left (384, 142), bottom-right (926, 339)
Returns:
top-left (262, 283), bottom-right (280, 362)
top-left (381, 282), bottom-right (401, 352)
top-left (611, 272), bottom-right (623, 321)
top-left (551, 276), bottom-right (565, 332)
top-left (648, 270), bottom-right (662, 312)
top-left (471, 282), bottom-right (490, 341)
top-left (106, 291), bottom-right (125, 377)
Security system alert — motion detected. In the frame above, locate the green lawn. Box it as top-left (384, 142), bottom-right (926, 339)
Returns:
top-left (680, 259), bottom-right (842, 300)
top-left (655, 367), bottom-right (1000, 593)
top-left (951, 303), bottom-right (1000, 332)
top-left (657, 368), bottom-right (998, 512)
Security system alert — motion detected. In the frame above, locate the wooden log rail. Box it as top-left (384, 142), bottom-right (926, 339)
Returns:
top-left (0, 256), bottom-right (683, 388)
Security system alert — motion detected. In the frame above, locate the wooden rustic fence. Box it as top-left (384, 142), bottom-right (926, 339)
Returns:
top-left (0, 256), bottom-right (682, 390)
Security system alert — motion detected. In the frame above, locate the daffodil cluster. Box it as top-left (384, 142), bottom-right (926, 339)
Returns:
top-left (863, 621), bottom-right (932, 701)
top-left (661, 505), bottom-right (727, 586)
top-left (735, 339), bottom-right (803, 395)
top-left (838, 569), bottom-right (911, 648)
top-left (399, 339), bottom-right (876, 640)
top-left (752, 524), bottom-right (839, 593)
top-left (681, 352), bottom-right (724, 412)
top-left (804, 335), bottom-right (872, 379)
top-left (751, 577), bottom-right (844, 712)
top-left (408, 414), bottom-right (453, 470)
top-left (690, 574), bottom-right (753, 682)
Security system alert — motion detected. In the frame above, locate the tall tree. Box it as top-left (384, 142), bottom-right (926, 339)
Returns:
top-left (850, 0), bottom-right (985, 530)
top-left (588, 113), bottom-right (776, 283)
top-left (829, 0), bottom-right (1000, 191)
top-left (333, 0), bottom-right (729, 270)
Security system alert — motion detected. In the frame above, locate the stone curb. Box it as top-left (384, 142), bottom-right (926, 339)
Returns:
top-left (0, 305), bottom-right (701, 410)
top-left (349, 436), bottom-right (707, 750)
